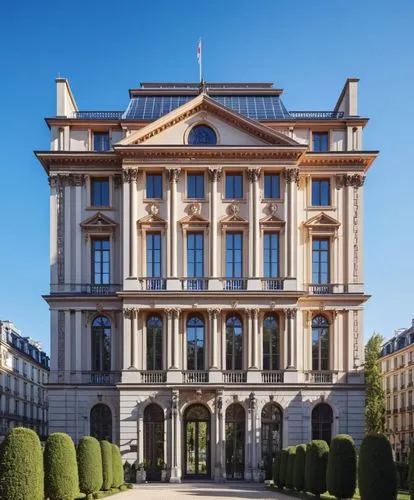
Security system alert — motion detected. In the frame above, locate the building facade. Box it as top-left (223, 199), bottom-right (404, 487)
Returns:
top-left (0, 320), bottom-right (50, 440)
top-left (380, 322), bottom-right (414, 461)
top-left (36, 78), bottom-right (377, 482)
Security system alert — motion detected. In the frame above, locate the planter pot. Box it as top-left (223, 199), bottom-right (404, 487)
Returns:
top-left (136, 469), bottom-right (146, 484)
top-left (161, 470), bottom-right (168, 482)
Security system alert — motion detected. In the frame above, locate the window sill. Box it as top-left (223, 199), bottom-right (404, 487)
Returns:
top-left (307, 206), bottom-right (336, 211)
top-left (222, 198), bottom-right (247, 203)
top-left (262, 198), bottom-right (284, 203)
top-left (184, 198), bottom-right (207, 203)
top-left (143, 198), bottom-right (165, 203)
top-left (86, 206), bottom-right (115, 211)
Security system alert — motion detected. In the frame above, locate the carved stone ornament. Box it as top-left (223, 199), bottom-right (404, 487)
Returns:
top-left (231, 301), bottom-right (239, 309)
top-left (149, 203), bottom-right (159, 216)
top-left (123, 168), bottom-right (138, 184)
top-left (227, 204), bottom-right (240, 216)
top-left (189, 202), bottom-right (201, 215)
top-left (123, 307), bottom-right (138, 319)
top-left (336, 173), bottom-right (365, 189)
top-left (113, 174), bottom-right (122, 188)
top-left (284, 308), bottom-right (297, 319)
top-left (207, 167), bottom-right (222, 183)
top-left (166, 168), bottom-right (181, 183)
top-left (247, 168), bottom-right (261, 183)
top-left (283, 168), bottom-right (300, 185)
top-left (267, 203), bottom-right (278, 215)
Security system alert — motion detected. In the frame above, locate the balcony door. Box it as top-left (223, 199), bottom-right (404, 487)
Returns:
top-left (184, 404), bottom-right (210, 479)
top-left (144, 404), bottom-right (164, 481)
top-left (225, 403), bottom-right (245, 480)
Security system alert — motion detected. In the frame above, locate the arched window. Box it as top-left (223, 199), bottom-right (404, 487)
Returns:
top-left (312, 315), bottom-right (329, 371)
top-left (187, 316), bottom-right (205, 370)
top-left (312, 403), bottom-right (333, 443)
top-left (90, 403), bottom-right (112, 441)
top-left (188, 124), bottom-right (217, 145)
top-left (261, 403), bottom-right (282, 479)
top-left (263, 315), bottom-right (279, 370)
top-left (92, 316), bottom-right (111, 372)
top-left (147, 316), bottom-right (163, 370)
top-left (226, 315), bottom-right (243, 370)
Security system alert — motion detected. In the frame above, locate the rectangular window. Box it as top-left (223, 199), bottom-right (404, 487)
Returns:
top-left (312, 132), bottom-right (329, 152)
top-left (93, 132), bottom-right (110, 151)
top-left (91, 178), bottom-right (110, 206)
top-left (225, 173), bottom-right (243, 199)
top-left (226, 233), bottom-right (243, 278)
top-left (187, 173), bottom-right (204, 199)
top-left (312, 179), bottom-right (330, 206)
top-left (312, 239), bottom-right (329, 284)
top-left (263, 233), bottom-right (279, 278)
top-left (146, 173), bottom-right (163, 199)
top-left (147, 233), bottom-right (162, 277)
top-left (187, 233), bottom-right (204, 277)
top-left (264, 174), bottom-right (280, 199)
top-left (92, 238), bottom-right (110, 284)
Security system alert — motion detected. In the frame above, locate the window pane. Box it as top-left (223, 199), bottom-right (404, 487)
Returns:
top-left (226, 233), bottom-right (243, 278)
top-left (146, 174), bottom-right (162, 198)
top-left (312, 239), bottom-right (329, 284)
top-left (264, 174), bottom-right (280, 199)
top-left (92, 238), bottom-right (110, 284)
top-left (93, 133), bottom-right (110, 151)
top-left (313, 132), bottom-right (328, 152)
top-left (226, 174), bottom-right (243, 199)
top-left (187, 233), bottom-right (204, 277)
top-left (91, 178), bottom-right (110, 206)
top-left (264, 233), bottom-right (279, 278)
top-left (312, 179), bottom-right (330, 206)
top-left (188, 174), bottom-right (204, 198)
top-left (147, 233), bottom-right (162, 277)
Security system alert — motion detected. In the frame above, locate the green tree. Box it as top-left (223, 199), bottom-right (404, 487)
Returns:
top-left (100, 440), bottom-right (113, 490)
top-left (326, 434), bottom-right (357, 499)
top-left (111, 444), bottom-right (124, 488)
top-left (77, 436), bottom-right (103, 495)
top-left (365, 333), bottom-right (386, 434)
top-left (0, 427), bottom-right (44, 500)
top-left (408, 444), bottom-right (414, 499)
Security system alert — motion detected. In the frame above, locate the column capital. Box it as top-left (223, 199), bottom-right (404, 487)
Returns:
top-left (345, 173), bottom-right (365, 188)
top-left (244, 307), bottom-right (252, 318)
top-left (173, 307), bottom-right (181, 318)
top-left (247, 168), bottom-right (261, 183)
top-left (123, 168), bottom-right (138, 183)
top-left (165, 308), bottom-right (173, 319)
top-left (208, 307), bottom-right (221, 319)
top-left (283, 168), bottom-right (299, 185)
top-left (123, 307), bottom-right (139, 319)
top-left (284, 307), bottom-right (297, 320)
top-left (207, 167), bottom-right (222, 183)
top-left (166, 168), bottom-right (181, 183)
top-left (252, 308), bottom-right (260, 319)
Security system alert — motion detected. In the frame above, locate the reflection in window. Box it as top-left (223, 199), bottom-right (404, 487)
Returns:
top-left (312, 179), bottom-right (330, 206)
top-left (226, 315), bottom-right (243, 370)
top-left (93, 132), bottom-right (110, 151)
top-left (187, 316), bottom-right (205, 370)
top-left (187, 173), bottom-right (205, 198)
top-left (264, 233), bottom-right (279, 278)
top-left (90, 403), bottom-right (112, 441)
top-left (263, 315), bottom-right (280, 370)
top-left (225, 174), bottom-right (243, 199)
top-left (146, 174), bottom-right (163, 199)
top-left (312, 315), bottom-right (329, 371)
top-left (188, 125), bottom-right (217, 145)
top-left (91, 178), bottom-right (110, 206)
top-left (92, 316), bottom-right (111, 372)
top-left (147, 233), bottom-right (161, 277)
top-left (312, 403), bottom-right (333, 443)
top-left (312, 132), bottom-right (328, 152)
top-left (146, 316), bottom-right (163, 370)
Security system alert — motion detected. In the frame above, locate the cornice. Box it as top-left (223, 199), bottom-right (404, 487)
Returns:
top-left (300, 151), bottom-right (378, 171)
top-left (35, 151), bottom-right (120, 173)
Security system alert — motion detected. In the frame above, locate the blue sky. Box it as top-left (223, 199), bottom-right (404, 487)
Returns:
top-left (0, 0), bottom-right (413, 353)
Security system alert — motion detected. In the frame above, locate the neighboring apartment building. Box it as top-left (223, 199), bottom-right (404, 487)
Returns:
top-left (380, 322), bottom-right (414, 462)
top-left (0, 320), bottom-right (50, 440)
top-left (36, 77), bottom-right (377, 482)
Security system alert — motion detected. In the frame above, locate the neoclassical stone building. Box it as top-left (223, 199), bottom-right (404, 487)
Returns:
top-left (36, 78), bottom-right (377, 482)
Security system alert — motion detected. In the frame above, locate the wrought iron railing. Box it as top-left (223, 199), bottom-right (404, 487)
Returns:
top-left (140, 278), bottom-right (166, 291)
top-left (222, 371), bottom-right (247, 383)
top-left (261, 371), bottom-right (284, 383)
top-left (182, 371), bottom-right (209, 383)
top-left (306, 371), bottom-right (335, 383)
top-left (289, 111), bottom-right (344, 119)
top-left (308, 284), bottom-right (334, 295)
top-left (73, 111), bottom-right (123, 120)
top-left (222, 279), bottom-right (247, 291)
top-left (181, 279), bottom-right (209, 291)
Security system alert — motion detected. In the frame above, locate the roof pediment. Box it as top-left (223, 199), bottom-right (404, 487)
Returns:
top-left (304, 212), bottom-right (340, 229)
top-left (260, 203), bottom-right (285, 227)
top-left (80, 212), bottom-right (117, 231)
top-left (116, 93), bottom-right (301, 147)
top-left (138, 213), bottom-right (166, 225)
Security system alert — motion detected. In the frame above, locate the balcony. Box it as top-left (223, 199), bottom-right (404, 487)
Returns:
top-left (49, 371), bottom-right (121, 385)
top-left (139, 278), bottom-right (166, 291)
top-left (182, 371), bottom-right (209, 384)
top-left (289, 111), bottom-right (345, 119)
top-left (50, 283), bottom-right (121, 295)
top-left (261, 371), bottom-right (284, 383)
top-left (306, 371), bottom-right (335, 383)
top-left (222, 371), bottom-right (247, 383)
top-left (181, 279), bottom-right (209, 291)
top-left (74, 111), bottom-right (123, 120)
top-left (140, 371), bottom-right (167, 384)
top-left (261, 279), bottom-right (284, 291)
top-left (223, 279), bottom-right (247, 291)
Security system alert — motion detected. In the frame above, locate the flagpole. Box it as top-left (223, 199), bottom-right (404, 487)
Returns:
top-left (198, 38), bottom-right (202, 82)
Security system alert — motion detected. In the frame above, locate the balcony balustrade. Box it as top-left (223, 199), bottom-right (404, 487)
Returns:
top-left (261, 279), bottom-right (284, 291)
top-left (140, 371), bottom-right (167, 384)
top-left (49, 371), bottom-right (121, 385)
top-left (182, 371), bottom-right (209, 384)
top-left (289, 111), bottom-right (345, 119)
top-left (74, 111), bottom-right (123, 120)
top-left (261, 371), bottom-right (284, 383)
top-left (222, 371), bottom-right (247, 383)
top-left (306, 371), bottom-right (335, 383)
top-left (50, 283), bottom-right (121, 295)
top-left (139, 278), bottom-right (166, 291)
top-left (223, 279), bottom-right (248, 291)
top-left (181, 278), bottom-right (209, 291)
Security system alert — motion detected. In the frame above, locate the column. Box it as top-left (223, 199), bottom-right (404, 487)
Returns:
top-left (172, 308), bottom-right (180, 369)
top-left (249, 393), bottom-right (259, 481)
top-left (208, 168), bottom-right (222, 276)
top-left (247, 168), bottom-right (261, 277)
top-left (166, 309), bottom-right (173, 369)
top-left (245, 309), bottom-right (253, 369)
top-left (122, 310), bottom-right (131, 371)
top-left (283, 168), bottom-right (299, 278)
top-left (252, 309), bottom-right (259, 369)
top-left (130, 171), bottom-right (138, 277)
top-left (214, 391), bottom-right (224, 482)
top-left (209, 308), bottom-right (219, 369)
top-left (74, 311), bottom-right (82, 373)
top-left (122, 170), bottom-right (131, 278)
top-left (64, 310), bottom-right (71, 382)
top-left (137, 404), bottom-right (144, 469)
top-left (74, 175), bottom-right (85, 285)
top-left (167, 168), bottom-right (181, 277)
top-left (284, 308), bottom-right (297, 369)
top-left (124, 308), bottom-right (137, 369)
top-left (169, 390), bottom-right (181, 483)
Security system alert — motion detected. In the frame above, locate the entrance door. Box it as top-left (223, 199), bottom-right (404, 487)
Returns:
top-left (184, 404), bottom-right (210, 478)
top-left (144, 404), bottom-right (164, 481)
top-left (261, 403), bottom-right (282, 479)
top-left (225, 404), bottom-right (245, 480)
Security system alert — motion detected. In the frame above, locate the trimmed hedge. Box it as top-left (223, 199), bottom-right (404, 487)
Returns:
top-left (45, 432), bottom-right (80, 500)
top-left (293, 444), bottom-right (306, 492)
top-left (100, 441), bottom-right (113, 491)
top-left (327, 434), bottom-right (357, 499)
top-left (305, 440), bottom-right (329, 496)
top-left (0, 427), bottom-right (44, 500)
top-left (273, 451), bottom-right (282, 487)
top-left (396, 461), bottom-right (409, 490)
top-left (286, 446), bottom-right (296, 489)
top-left (279, 448), bottom-right (289, 488)
top-left (111, 444), bottom-right (124, 488)
top-left (77, 436), bottom-right (103, 495)
top-left (409, 445), bottom-right (414, 498)
top-left (358, 434), bottom-right (397, 500)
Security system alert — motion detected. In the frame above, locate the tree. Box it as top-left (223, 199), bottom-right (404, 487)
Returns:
top-left (293, 444), bottom-right (306, 492)
top-left (111, 444), bottom-right (124, 488)
top-left (305, 440), bottom-right (329, 496)
top-left (327, 434), bottom-right (357, 499)
top-left (364, 333), bottom-right (386, 434)
top-left (100, 440), bottom-right (113, 490)
top-left (408, 444), bottom-right (414, 499)
top-left (0, 427), bottom-right (44, 500)
top-left (77, 436), bottom-right (103, 495)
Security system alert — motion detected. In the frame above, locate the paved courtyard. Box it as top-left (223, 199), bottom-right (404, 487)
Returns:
top-left (116, 483), bottom-right (295, 499)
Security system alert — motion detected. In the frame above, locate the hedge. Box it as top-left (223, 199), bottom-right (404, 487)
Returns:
top-left (358, 433), bottom-right (397, 500)
top-left (286, 446), bottom-right (296, 489)
top-left (77, 436), bottom-right (103, 495)
top-left (44, 432), bottom-right (80, 500)
top-left (293, 444), bottom-right (306, 492)
top-left (279, 448), bottom-right (289, 488)
top-left (326, 434), bottom-right (357, 499)
top-left (100, 441), bottom-right (113, 491)
top-left (273, 451), bottom-right (282, 487)
top-left (305, 440), bottom-right (329, 496)
top-left (0, 427), bottom-right (44, 500)
top-left (111, 444), bottom-right (124, 488)
top-left (396, 461), bottom-right (409, 490)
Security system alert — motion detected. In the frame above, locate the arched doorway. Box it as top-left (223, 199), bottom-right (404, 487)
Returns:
top-left (184, 404), bottom-right (210, 479)
top-left (144, 404), bottom-right (164, 481)
top-left (312, 403), bottom-right (333, 444)
top-left (261, 403), bottom-right (282, 479)
top-left (90, 403), bottom-right (112, 441)
top-left (225, 404), bottom-right (245, 480)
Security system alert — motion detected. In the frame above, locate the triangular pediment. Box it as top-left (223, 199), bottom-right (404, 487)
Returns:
top-left (138, 213), bottom-right (166, 225)
top-left (304, 212), bottom-right (340, 228)
top-left (116, 93), bottom-right (300, 147)
top-left (179, 213), bottom-right (209, 226)
top-left (80, 212), bottom-right (117, 229)
top-left (220, 205), bottom-right (248, 226)
top-left (260, 214), bottom-right (286, 227)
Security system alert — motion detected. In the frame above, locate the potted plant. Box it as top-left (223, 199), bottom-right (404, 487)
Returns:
top-left (136, 459), bottom-right (148, 483)
top-left (157, 457), bottom-right (167, 482)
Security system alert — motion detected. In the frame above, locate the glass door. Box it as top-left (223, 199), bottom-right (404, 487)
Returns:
top-left (184, 405), bottom-right (210, 478)
top-left (225, 404), bottom-right (245, 480)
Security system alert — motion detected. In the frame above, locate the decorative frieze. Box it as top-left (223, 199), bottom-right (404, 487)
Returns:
top-left (284, 308), bottom-right (297, 319)
top-left (113, 174), bottom-right (122, 188)
top-left (123, 307), bottom-right (138, 319)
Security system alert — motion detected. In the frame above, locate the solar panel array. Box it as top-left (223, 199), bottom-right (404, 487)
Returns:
top-left (122, 95), bottom-right (291, 120)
